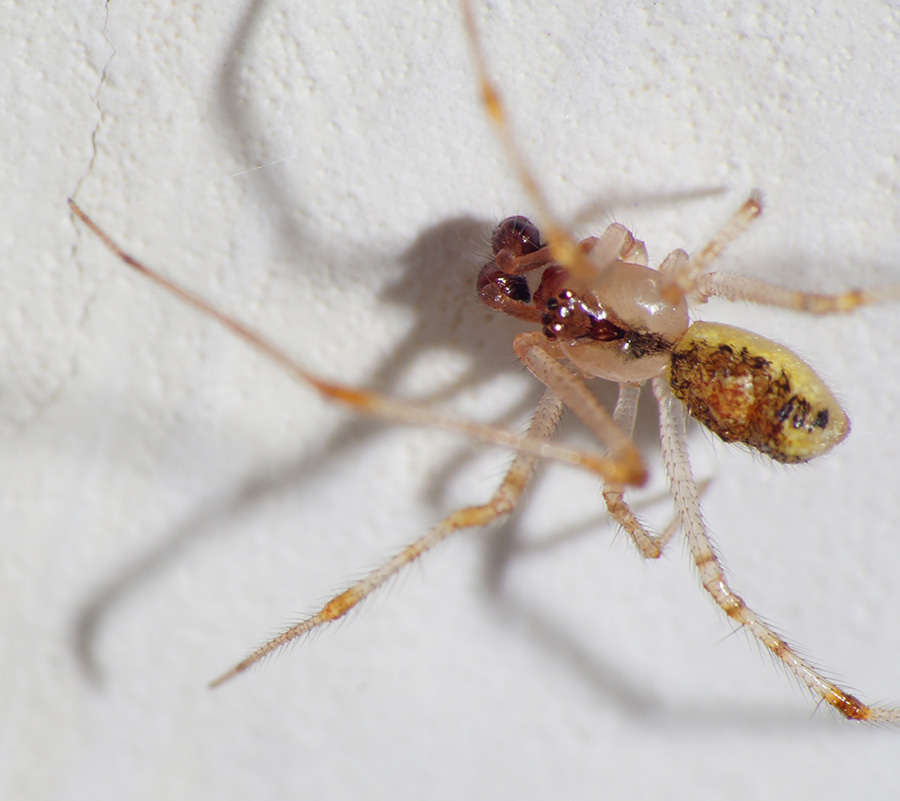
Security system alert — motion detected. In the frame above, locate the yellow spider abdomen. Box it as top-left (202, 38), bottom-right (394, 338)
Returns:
top-left (668, 321), bottom-right (849, 463)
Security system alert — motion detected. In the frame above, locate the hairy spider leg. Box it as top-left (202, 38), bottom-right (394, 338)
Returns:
top-left (659, 191), bottom-right (900, 315)
top-left (67, 200), bottom-right (642, 486)
top-left (652, 376), bottom-right (899, 722)
top-left (210, 387), bottom-right (564, 687)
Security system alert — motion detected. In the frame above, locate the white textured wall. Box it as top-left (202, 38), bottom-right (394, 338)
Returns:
top-left (3, 1), bottom-right (900, 799)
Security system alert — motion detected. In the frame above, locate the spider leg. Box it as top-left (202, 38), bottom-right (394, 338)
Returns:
top-left (617, 228), bottom-right (648, 268)
top-left (661, 191), bottom-right (762, 303)
top-left (513, 332), bottom-right (647, 487)
top-left (211, 388), bottom-right (564, 687)
top-left (651, 376), bottom-right (899, 722)
top-left (661, 190), bottom-right (900, 314)
top-left (68, 199), bottom-right (637, 484)
top-left (581, 223), bottom-right (648, 280)
top-left (459, 0), bottom-right (596, 287)
top-left (602, 383), bottom-right (674, 559)
top-left (693, 271), bottom-right (900, 314)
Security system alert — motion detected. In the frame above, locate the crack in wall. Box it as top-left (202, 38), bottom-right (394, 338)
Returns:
top-left (14, 2), bottom-right (123, 441)
top-left (70, 0), bottom-right (116, 204)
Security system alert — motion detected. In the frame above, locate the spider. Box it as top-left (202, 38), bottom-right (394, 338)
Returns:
top-left (68, 0), bottom-right (900, 722)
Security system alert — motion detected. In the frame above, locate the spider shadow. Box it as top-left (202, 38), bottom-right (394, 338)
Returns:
top-left (212, 0), bottom-right (313, 259)
top-left (70, 212), bottom-right (550, 684)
